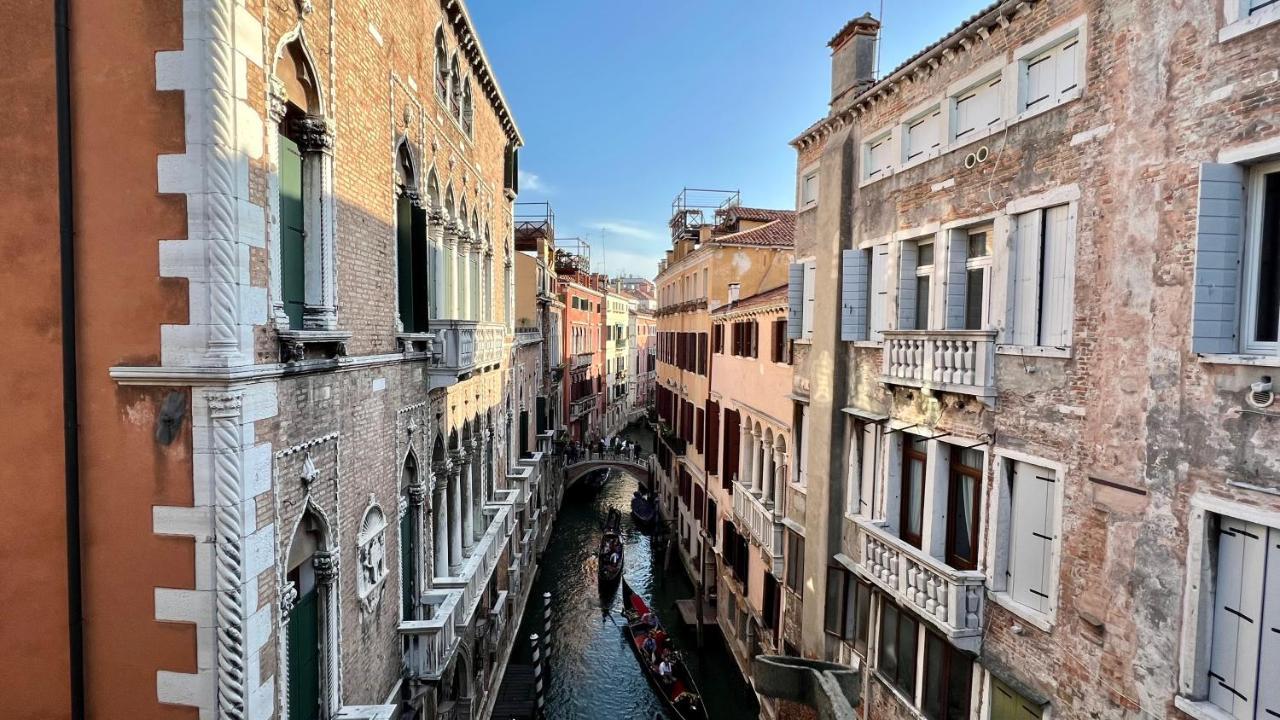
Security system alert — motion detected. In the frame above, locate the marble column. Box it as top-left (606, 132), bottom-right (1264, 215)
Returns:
top-left (750, 429), bottom-right (762, 493)
top-left (469, 437), bottom-right (483, 543)
top-left (739, 423), bottom-right (752, 488)
top-left (432, 469), bottom-right (449, 578)
top-left (457, 233), bottom-right (471, 320)
top-left (761, 439), bottom-right (774, 506)
top-left (773, 445), bottom-right (787, 508)
top-left (429, 209), bottom-right (446, 320)
top-left (448, 462), bottom-right (463, 573)
top-left (459, 447), bottom-right (474, 555)
top-left (442, 224), bottom-right (457, 319)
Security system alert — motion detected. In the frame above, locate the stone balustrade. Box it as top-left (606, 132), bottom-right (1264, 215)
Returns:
top-left (852, 517), bottom-right (985, 650)
top-left (881, 329), bottom-right (997, 398)
top-left (732, 478), bottom-right (784, 575)
top-left (427, 320), bottom-right (506, 389)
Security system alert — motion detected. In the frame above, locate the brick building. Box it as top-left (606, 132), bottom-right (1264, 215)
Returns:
top-left (780, 2), bottom-right (1280, 720)
top-left (2, 0), bottom-right (561, 718)
top-left (558, 248), bottom-right (607, 443)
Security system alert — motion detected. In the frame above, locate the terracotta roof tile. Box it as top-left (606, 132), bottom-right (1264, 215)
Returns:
top-left (712, 284), bottom-right (789, 315)
top-left (711, 211), bottom-right (796, 248)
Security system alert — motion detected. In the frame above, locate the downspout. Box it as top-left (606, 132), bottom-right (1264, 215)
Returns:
top-left (54, 0), bottom-right (86, 717)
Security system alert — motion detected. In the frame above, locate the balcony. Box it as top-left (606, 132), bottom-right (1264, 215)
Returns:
top-left (571, 351), bottom-right (593, 369)
top-left (570, 396), bottom-right (595, 419)
top-left (852, 517), bottom-right (985, 651)
top-left (732, 479), bottom-right (783, 575)
top-left (881, 330), bottom-right (997, 400)
top-left (427, 320), bottom-right (506, 389)
top-left (400, 491), bottom-right (516, 680)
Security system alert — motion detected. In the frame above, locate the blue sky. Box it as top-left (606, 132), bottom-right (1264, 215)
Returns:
top-left (468, 0), bottom-right (990, 277)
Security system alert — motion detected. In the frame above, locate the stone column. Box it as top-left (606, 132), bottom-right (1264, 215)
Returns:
top-left (457, 233), bottom-right (472, 321)
top-left (266, 87), bottom-right (291, 329)
top-left (448, 461), bottom-right (463, 573)
top-left (429, 209), bottom-right (446, 320)
top-left (471, 436), bottom-right (484, 541)
top-left (750, 429), bottom-right (763, 493)
top-left (739, 423), bottom-right (752, 488)
top-left (295, 116), bottom-right (337, 331)
top-left (442, 223), bottom-right (457, 320)
top-left (432, 467), bottom-right (449, 578)
top-left (407, 477), bottom-right (427, 605)
top-left (761, 439), bottom-right (774, 506)
top-left (459, 447), bottom-right (474, 555)
top-left (772, 444), bottom-right (787, 508)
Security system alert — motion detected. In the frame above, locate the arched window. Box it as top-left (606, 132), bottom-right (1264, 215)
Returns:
top-left (273, 37), bottom-right (337, 337)
top-left (399, 452), bottom-right (421, 618)
top-left (285, 510), bottom-right (333, 720)
top-left (395, 142), bottom-right (430, 333)
top-left (450, 54), bottom-right (462, 118)
top-left (461, 77), bottom-right (474, 135)
top-left (434, 28), bottom-right (449, 99)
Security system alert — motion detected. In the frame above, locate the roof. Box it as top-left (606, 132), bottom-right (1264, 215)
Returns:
top-left (447, 0), bottom-right (523, 146)
top-left (730, 206), bottom-right (791, 222)
top-left (712, 211), bottom-right (795, 248)
top-left (712, 285), bottom-right (788, 316)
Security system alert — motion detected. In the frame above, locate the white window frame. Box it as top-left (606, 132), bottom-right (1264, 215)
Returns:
top-left (864, 130), bottom-right (896, 182)
top-left (987, 448), bottom-right (1066, 631)
top-left (844, 417), bottom-right (882, 520)
top-left (997, 187), bottom-right (1081, 356)
top-left (1240, 160), bottom-right (1280, 356)
top-left (951, 74), bottom-right (1004, 144)
top-left (1221, 0), bottom-right (1280, 42)
top-left (800, 165), bottom-right (820, 209)
top-left (903, 105), bottom-right (942, 163)
top-left (1013, 17), bottom-right (1087, 122)
top-left (802, 259), bottom-right (817, 339)
top-left (1176, 494), bottom-right (1280, 720)
top-left (915, 239), bottom-right (936, 331)
top-left (964, 225), bottom-right (994, 329)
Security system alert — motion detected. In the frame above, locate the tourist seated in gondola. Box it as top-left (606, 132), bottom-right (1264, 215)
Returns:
top-left (641, 611), bottom-right (656, 628)
top-left (642, 633), bottom-right (657, 663)
top-left (658, 656), bottom-right (674, 687)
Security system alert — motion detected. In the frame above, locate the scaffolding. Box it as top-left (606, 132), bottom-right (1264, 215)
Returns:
top-left (514, 202), bottom-right (555, 251)
top-left (554, 237), bottom-right (592, 277)
top-left (669, 187), bottom-right (740, 238)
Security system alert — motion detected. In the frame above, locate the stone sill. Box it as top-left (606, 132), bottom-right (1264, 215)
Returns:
top-left (987, 591), bottom-right (1055, 633)
top-left (995, 344), bottom-right (1072, 359)
top-left (1219, 5), bottom-right (1280, 43)
top-left (1198, 352), bottom-right (1280, 368)
top-left (1174, 696), bottom-right (1237, 720)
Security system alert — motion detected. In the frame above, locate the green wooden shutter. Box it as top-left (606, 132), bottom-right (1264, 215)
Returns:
top-left (412, 205), bottom-right (431, 329)
top-left (396, 195), bottom-right (416, 332)
top-left (280, 135), bottom-right (306, 329)
top-left (400, 509), bottom-right (417, 619)
top-left (287, 588), bottom-right (321, 720)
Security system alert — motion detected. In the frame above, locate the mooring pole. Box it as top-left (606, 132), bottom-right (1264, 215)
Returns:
top-left (542, 591), bottom-right (553, 665)
top-left (531, 633), bottom-right (545, 718)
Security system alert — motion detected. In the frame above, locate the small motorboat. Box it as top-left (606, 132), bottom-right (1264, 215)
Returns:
top-left (620, 580), bottom-right (708, 720)
top-left (630, 488), bottom-right (658, 529)
top-left (598, 508), bottom-right (624, 585)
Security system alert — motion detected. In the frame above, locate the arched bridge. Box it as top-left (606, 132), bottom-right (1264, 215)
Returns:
top-left (564, 455), bottom-right (654, 487)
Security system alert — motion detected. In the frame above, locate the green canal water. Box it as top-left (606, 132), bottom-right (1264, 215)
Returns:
top-left (509, 432), bottom-right (759, 720)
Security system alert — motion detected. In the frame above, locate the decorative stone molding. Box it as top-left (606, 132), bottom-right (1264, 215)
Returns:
top-left (301, 451), bottom-right (320, 488)
top-left (208, 388), bottom-right (247, 719)
top-left (356, 497), bottom-right (388, 614)
top-left (408, 481), bottom-right (427, 507)
top-left (279, 580), bottom-right (299, 621)
top-left (293, 115), bottom-right (334, 154)
top-left (313, 550), bottom-right (339, 586)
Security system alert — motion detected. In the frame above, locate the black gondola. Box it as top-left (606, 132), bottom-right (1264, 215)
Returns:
top-left (630, 488), bottom-right (658, 529)
top-left (580, 467), bottom-right (611, 492)
top-left (598, 508), bottom-right (624, 584)
top-left (620, 580), bottom-right (708, 720)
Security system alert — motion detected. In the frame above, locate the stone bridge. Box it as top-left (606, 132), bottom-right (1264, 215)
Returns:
top-left (564, 455), bottom-right (654, 487)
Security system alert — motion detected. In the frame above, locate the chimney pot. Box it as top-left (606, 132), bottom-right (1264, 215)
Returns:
top-left (728, 283), bottom-right (741, 304)
top-left (829, 13), bottom-right (881, 106)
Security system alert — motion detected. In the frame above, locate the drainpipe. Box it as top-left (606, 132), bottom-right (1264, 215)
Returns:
top-left (55, 0), bottom-right (86, 717)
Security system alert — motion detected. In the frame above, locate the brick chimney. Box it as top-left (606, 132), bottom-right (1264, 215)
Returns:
top-left (728, 283), bottom-right (741, 305)
top-left (829, 12), bottom-right (880, 106)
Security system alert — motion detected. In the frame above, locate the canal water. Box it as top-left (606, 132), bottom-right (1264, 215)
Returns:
top-left (509, 430), bottom-right (759, 720)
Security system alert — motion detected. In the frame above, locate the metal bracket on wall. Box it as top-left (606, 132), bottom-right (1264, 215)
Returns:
top-left (750, 655), bottom-right (861, 720)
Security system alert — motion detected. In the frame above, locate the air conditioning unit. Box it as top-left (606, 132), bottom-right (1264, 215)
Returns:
top-left (1247, 376), bottom-right (1274, 410)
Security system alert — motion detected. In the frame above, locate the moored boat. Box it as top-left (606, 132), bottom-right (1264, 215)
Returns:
top-left (620, 580), bottom-right (708, 720)
top-left (598, 508), bottom-right (623, 585)
top-left (630, 488), bottom-right (657, 529)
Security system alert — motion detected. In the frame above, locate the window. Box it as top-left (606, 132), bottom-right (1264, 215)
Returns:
top-left (1009, 204), bottom-right (1074, 347)
top-left (990, 676), bottom-right (1045, 720)
top-left (795, 403), bottom-right (809, 487)
top-left (905, 107), bottom-right (942, 161)
top-left (846, 418), bottom-right (879, 517)
top-left (785, 530), bottom-right (805, 596)
top-left (945, 446), bottom-right (983, 571)
top-left (1002, 458), bottom-right (1059, 615)
top-left (878, 603), bottom-right (919, 699)
top-left (1243, 162), bottom-right (1280, 353)
top-left (900, 435), bottom-right (928, 548)
top-left (824, 565), bottom-right (873, 656)
top-left (915, 241), bottom-right (934, 330)
top-left (922, 630), bottom-right (974, 720)
top-left (1251, 0), bottom-right (1279, 13)
top-left (434, 29), bottom-right (448, 98)
top-left (771, 318), bottom-right (789, 363)
top-left (395, 145), bottom-right (429, 333)
top-left (1021, 35), bottom-right (1080, 112)
top-left (803, 260), bottom-right (817, 338)
top-left (866, 131), bottom-right (894, 180)
top-left (953, 76), bottom-right (1002, 141)
top-left (449, 55), bottom-right (462, 117)
top-left (870, 244), bottom-right (890, 340)
top-left (1199, 515), bottom-right (1280, 718)
top-left (461, 78), bottom-right (474, 135)
top-left (801, 170), bottom-right (820, 208)
top-left (713, 324), bottom-right (724, 353)
top-left (964, 228), bottom-right (992, 329)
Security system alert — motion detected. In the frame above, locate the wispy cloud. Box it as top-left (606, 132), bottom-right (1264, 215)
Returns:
top-left (518, 170), bottom-right (549, 193)
top-left (588, 220), bottom-right (664, 245)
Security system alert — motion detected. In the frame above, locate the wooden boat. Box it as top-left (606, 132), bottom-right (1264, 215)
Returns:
top-left (581, 467), bottom-right (610, 492)
top-left (598, 508), bottom-right (624, 584)
top-left (620, 580), bottom-right (708, 720)
top-left (630, 488), bottom-right (658, 529)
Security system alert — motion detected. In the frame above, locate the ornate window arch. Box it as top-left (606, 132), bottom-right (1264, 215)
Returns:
top-left (395, 140), bottom-right (430, 334)
top-left (461, 77), bottom-right (474, 135)
top-left (449, 54), bottom-right (462, 117)
top-left (282, 505), bottom-right (340, 720)
top-left (434, 27), bottom-right (449, 99)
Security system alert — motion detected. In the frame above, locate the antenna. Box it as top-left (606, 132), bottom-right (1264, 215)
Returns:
top-left (875, 0), bottom-right (885, 79)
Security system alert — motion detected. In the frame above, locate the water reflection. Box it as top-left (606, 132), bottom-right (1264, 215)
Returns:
top-left (511, 465), bottom-right (759, 720)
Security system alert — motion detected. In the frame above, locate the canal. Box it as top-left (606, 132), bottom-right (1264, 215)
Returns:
top-left (508, 429), bottom-right (759, 720)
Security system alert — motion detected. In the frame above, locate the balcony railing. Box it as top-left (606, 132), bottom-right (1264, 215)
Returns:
top-left (732, 479), bottom-right (783, 575)
top-left (572, 351), bottom-right (593, 369)
top-left (400, 492), bottom-right (516, 680)
top-left (428, 320), bottom-right (506, 388)
top-left (852, 517), bottom-right (985, 650)
top-left (881, 329), bottom-right (997, 399)
top-left (571, 396), bottom-right (595, 419)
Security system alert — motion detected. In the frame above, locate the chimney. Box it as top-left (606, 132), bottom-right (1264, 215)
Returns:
top-left (728, 283), bottom-right (741, 305)
top-left (829, 12), bottom-right (880, 106)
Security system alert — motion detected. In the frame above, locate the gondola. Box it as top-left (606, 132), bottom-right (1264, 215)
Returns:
top-left (598, 508), bottom-right (624, 585)
top-left (630, 488), bottom-right (658, 530)
top-left (620, 580), bottom-right (708, 720)
top-left (581, 467), bottom-right (610, 492)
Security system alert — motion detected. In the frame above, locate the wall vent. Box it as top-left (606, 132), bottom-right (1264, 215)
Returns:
top-left (1247, 376), bottom-right (1274, 410)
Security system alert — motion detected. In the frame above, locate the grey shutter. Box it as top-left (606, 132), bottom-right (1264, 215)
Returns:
top-left (869, 245), bottom-right (889, 341)
top-left (1010, 211), bottom-right (1043, 346)
top-left (788, 262), bottom-right (805, 339)
top-left (1257, 527), bottom-right (1280, 719)
top-left (897, 241), bottom-right (919, 330)
top-left (841, 249), bottom-right (869, 341)
top-left (945, 230), bottom-right (969, 330)
top-left (1192, 163), bottom-right (1245, 354)
top-left (1008, 461), bottom-right (1055, 613)
top-left (1040, 204), bottom-right (1073, 347)
top-left (1209, 517), bottom-right (1266, 718)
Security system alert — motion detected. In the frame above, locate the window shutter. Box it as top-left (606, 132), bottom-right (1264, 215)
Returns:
top-left (1209, 517), bottom-right (1266, 718)
top-left (870, 244), bottom-right (889, 341)
top-left (1057, 39), bottom-right (1080, 95)
top-left (788, 262), bottom-right (805, 339)
top-left (945, 231), bottom-right (969, 330)
top-left (803, 261), bottom-right (817, 338)
top-left (897, 241), bottom-right (919, 330)
top-left (1010, 211), bottom-right (1043, 346)
top-left (859, 422), bottom-right (878, 515)
top-left (1009, 461), bottom-right (1055, 613)
top-left (1192, 163), bottom-right (1246, 354)
top-left (1257, 527), bottom-right (1280, 719)
top-left (279, 134), bottom-right (307, 330)
top-left (1026, 52), bottom-right (1053, 108)
top-left (841, 249), bottom-right (870, 341)
top-left (1039, 204), bottom-right (1074, 347)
